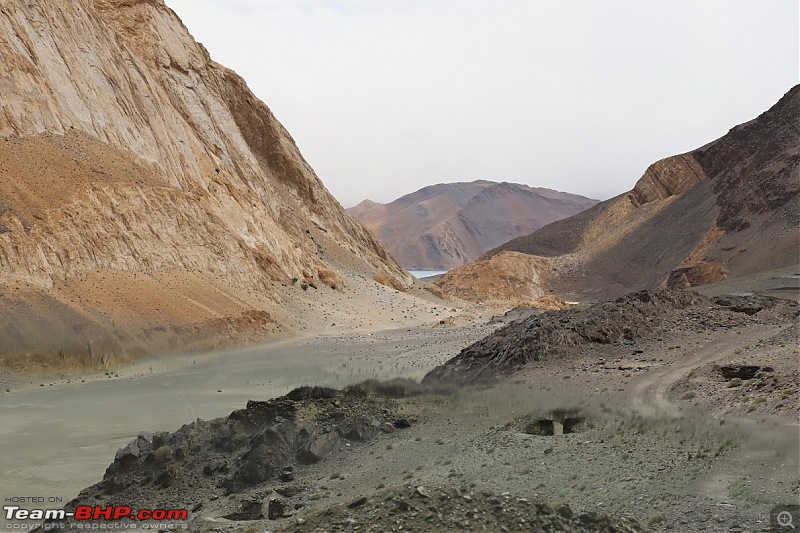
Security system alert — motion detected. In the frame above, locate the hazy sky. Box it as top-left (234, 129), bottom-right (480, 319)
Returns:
top-left (165, 1), bottom-right (798, 206)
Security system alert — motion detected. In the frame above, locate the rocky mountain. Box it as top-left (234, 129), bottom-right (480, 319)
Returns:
top-left (437, 86), bottom-right (800, 303)
top-left (348, 181), bottom-right (597, 270)
top-left (0, 0), bottom-right (410, 363)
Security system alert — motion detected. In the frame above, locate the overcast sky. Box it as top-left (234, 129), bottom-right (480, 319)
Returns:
top-left (165, 0), bottom-right (798, 206)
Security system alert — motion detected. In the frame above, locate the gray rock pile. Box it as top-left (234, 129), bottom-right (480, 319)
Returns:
top-left (424, 290), bottom-right (797, 384)
top-left (284, 485), bottom-right (644, 532)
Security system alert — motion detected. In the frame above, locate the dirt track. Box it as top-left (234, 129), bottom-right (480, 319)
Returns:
top-left (630, 326), bottom-right (785, 419)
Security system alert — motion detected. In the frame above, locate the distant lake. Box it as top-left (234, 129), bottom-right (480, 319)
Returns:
top-left (408, 269), bottom-right (448, 279)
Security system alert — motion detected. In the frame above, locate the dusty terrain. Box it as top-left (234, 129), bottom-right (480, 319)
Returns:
top-left (348, 181), bottom-right (597, 270)
top-left (5, 273), bottom-right (796, 533)
top-left (1, 2), bottom-right (796, 533)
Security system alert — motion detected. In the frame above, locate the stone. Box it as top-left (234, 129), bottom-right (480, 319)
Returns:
top-left (223, 498), bottom-right (263, 521)
top-left (297, 428), bottom-right (340, 464)
top-left (414, 486), bottom-right (431, 498)
top-left (281, 464), bottom-right (295, 482)
top-left (268, 498), bottom-right (289, 520)
top-left (343, 417), bottom-right (381, 442)
top-left (348, 497), bottom-right (368, 508)
top-left (115, 442), bottom-right (140, 461)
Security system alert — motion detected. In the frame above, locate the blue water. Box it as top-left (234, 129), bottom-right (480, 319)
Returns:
top-left (408, 269), bottom-right (448, 279)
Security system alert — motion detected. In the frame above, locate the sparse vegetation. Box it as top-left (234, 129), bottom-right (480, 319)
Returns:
top-left (747, 396), bottom-right (766, 412)
top-left (646, 512), bottom-right (665, 528)
top-left (715, 438), bottom-right (736, 457)
top-left (154, 445), bottom-right (171, 463)
top-left (728, 477), bottom-right (757, 502)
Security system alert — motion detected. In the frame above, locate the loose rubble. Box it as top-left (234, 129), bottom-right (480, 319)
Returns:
top-left (283, 485), bottom-right (644, 533)
top-left (424, 290), bottom-right (797, 384)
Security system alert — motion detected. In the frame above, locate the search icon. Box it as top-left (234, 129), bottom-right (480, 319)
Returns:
top-left (778, 510), bottom-right (796, 529)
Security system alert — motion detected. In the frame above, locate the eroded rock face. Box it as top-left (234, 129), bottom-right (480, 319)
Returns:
top-left (0, 0), bottom-right (408, 355)
top-left (666, 262), bottom-right (729, 289)
top-left (629, 154), bottom-right (708, 207)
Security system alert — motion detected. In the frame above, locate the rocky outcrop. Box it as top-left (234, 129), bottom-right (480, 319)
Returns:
top-left (629, 154), bottom-right (707, 207)
top-left (349, 181), bottom-right (597, 270)
top-left (38, 383), bottom-right (410, 530)
top-left (423, 290), bottom-right (796, 385)
top-left (0, 0), bottom-right (409, 357)
top-left (432, 251), bottom-right (550, 306)
top-left (666, 262), bottom-right (728, 289)
top-left (664, 226), bottom-right (729, 289)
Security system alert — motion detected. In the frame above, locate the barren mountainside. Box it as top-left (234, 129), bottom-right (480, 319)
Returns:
top-left (438, 86), bottom-right (800, 302)
top-left (0, 0), bottom-right (409, 360)
top-left (348, 181), bottom-right (597, 270)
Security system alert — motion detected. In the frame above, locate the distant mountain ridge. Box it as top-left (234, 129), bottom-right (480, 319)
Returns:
top-left (437, 86), bottom-right (800, 303)
top-left (348, 180), bottom-right (598, 270)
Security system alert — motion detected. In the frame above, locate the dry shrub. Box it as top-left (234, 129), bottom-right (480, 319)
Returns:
top-left (154, 445), bottom-right (171, 463)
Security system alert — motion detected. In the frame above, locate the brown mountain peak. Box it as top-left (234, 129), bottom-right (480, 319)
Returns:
top-left (348, 181), bottom-right (598, 270)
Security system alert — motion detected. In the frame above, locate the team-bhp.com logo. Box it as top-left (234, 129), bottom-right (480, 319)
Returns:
top-left (4, 505), bottom-right (188, 526)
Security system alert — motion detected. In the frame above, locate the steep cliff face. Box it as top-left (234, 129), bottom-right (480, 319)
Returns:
top-left (0, 0), bottom-right (409, 360)
top-left (349, 181), bottom-right (597, 270)
top-left (440, 86), bottom-right (800, 303)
